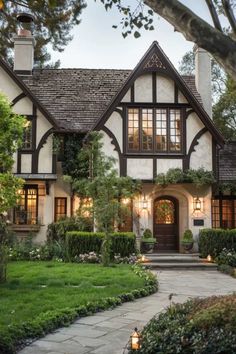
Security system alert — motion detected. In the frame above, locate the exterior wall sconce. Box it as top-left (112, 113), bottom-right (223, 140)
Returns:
top-left (131, 327), bottom-right (142, 350)
top-left (142, 195), bottom-right (148, 210)
top-left (193, 197), bottom-right (202, 211)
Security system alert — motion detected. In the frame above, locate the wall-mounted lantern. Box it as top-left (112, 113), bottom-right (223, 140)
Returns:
top-left (193, 197), bottom-right (202, 212)
top-left (131, 327), bottom-right (142, 350)
top-left (142, 195), bottom-right (148, 210)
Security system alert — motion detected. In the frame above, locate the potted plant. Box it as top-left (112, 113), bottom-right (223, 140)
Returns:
top-left (141, 228), bottom-right (156, 253)
top-left (181, 229), bottom-right (194, 252)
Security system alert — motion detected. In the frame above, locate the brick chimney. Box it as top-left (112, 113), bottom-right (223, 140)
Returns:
top-left (194, 46), bottom-right (212, 118)
top-left (13, 13), bottom-right (35, 75)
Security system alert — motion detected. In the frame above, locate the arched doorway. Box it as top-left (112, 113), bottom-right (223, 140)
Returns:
top-left (153, 196), bottom-right (179, 251)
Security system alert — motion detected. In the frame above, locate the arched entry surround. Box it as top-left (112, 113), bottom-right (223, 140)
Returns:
top-left (151, 188), bottom-right (189, 251)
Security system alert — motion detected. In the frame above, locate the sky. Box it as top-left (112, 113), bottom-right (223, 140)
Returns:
top-left (49, 1), bottom-right (214, 70)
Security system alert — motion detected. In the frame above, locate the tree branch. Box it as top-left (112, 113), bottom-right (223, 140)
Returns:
top-left (144, 0), bottom-right (236, 81)
top-left (205, 0), bottom-right (223, 32)
top-left (222, 0), bottom-right (236, 35)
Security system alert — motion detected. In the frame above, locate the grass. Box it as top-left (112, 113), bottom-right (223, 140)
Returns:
top-left (0, 261), bottom-right (145, 329)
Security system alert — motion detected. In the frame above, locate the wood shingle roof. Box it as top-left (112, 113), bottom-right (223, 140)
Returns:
top-left (22, 69), bottom-right (202, 132)
top-left (219, 142), bottom-right (236, 182)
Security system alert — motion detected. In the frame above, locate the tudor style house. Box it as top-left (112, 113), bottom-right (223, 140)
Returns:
top-left (0, 22), bottom-right (234, 251)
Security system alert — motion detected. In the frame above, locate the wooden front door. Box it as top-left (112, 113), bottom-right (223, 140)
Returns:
top-left (153, 197), bottom-right (178, 251)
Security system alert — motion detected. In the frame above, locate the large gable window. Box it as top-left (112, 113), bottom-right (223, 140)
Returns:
top-left (127, 108), bottom-right (183, 153)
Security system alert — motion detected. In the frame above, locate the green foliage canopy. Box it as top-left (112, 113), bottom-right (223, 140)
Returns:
top-left (0, 93), bottom-right (24, 213)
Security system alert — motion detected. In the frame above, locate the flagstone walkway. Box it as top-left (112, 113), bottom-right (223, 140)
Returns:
top-left (19, 270), bottom-right (236, 354)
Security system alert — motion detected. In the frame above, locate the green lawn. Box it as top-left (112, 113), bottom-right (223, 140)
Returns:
top-left (0, 261), bottom-right (145, 328)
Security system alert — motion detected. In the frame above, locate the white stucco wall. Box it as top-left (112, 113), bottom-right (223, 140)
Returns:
top-left (36, 110), bottom-right (52, 147)
top-left (34, 182), bottom-right (55, 244)
top-left (121, 89), bottom-right (131, 102)
top-left (100, 130), bottom-right (120, 175)
top-left (156, 159), bottom-right (183, 174)
top-left (186, 112), bottom-right (205, 152)
top-left (190, 132), bottom-right (212, 171)
top-left (134, 74), bottom-right (152, 102)
top-left (105, 111), bottom-right (123, 153)
top-left (21, 154), bottom-right (32, 173)
top-left (38, 135), bottom-right (53, 173)
top-left (178, 91), bottom-right (188, 103)
top-left (156, 75), bottom-right (174, 102)
top-left (127, 158), bottom-right (153, 179)
top-left (13, 96), bottom-right (32, 115)
top-left (0, 66), bottom-right (22, 102)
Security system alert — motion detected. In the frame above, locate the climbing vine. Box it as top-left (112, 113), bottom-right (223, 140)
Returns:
top-left (155, 168), bottom-right (216, 188)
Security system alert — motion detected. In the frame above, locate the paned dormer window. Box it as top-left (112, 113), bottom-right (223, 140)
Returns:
top-left (127, 107), bottom-right (183, 153)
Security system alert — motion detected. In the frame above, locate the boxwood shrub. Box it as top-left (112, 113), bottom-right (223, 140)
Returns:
top-left (198, 228), bottom-right (236, 257)
top-left (66, 231), bottom-right (136, 259)
top-left (129, 294), bottom-right (236, 354)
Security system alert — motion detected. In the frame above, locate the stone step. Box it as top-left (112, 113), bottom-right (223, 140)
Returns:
top-left (143, 256), bottom-right (204, 263)
top-left (143, 262), bottom-right (218, 270)
top-left (145, 253), bottom-right (200, 257)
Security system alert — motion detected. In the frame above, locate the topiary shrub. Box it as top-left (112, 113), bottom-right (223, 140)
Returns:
top-left (198, 228), bottom-right (236, 258)
top-left (129, 294), bottom-right (236, 354)
top-left (66, 231), bottom-right (136, 260)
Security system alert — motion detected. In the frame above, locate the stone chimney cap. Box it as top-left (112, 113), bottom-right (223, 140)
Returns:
top-left (17, 12), bottom-right (34, 24)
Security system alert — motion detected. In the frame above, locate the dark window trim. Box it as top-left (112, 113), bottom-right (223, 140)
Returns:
top-left (14, 184), bottom-right (38, 225)
top-left (54, 197), bottom-right (67, 222)
top-left (126, 106), bottom-right (185, 154)
top-left (212, 197), bottom-right (236, 229)
top-left (19, 114), bottom-right (36, 152)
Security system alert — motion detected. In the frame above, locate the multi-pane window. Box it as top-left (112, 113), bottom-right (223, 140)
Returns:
top-left (14, 185), bottom-right (38, 225)
top-left (22, 119), bottom-right (32, 150)
top-left (128, 108), bottom-right (139, 150)
top-left (170, 109), bottom-right (181, 151)
top-left (156, 109), bottom-right (167, 151)
top-left (127, 108), bottom-right (182, 153)
top-left (54, 198), bottom-right (67, 222)
top-left (141, 109), bottom-right (153, 151)
top-left (212, 199), bottom-right (236, 229)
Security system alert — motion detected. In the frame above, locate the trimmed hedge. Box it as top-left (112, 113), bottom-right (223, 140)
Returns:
top-left (0, 265), bottom-right (157, 354)
top-left (198, 228), bottom-right (236, 257)
top-left (66, 231), bottom-right (136, 259)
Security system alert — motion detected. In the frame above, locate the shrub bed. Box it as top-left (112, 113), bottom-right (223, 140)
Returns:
top-left (129, 294), bottom-right (236, 354)
top-left (0, 264), bottom-right (157, 354)
top-left (198, 228), bottom-right (236, 257)
top-left (66, 231), bottom-right (136, 259)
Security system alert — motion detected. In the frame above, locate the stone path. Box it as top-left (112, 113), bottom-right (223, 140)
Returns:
top-left (19, 270), bottom-right (236, 354)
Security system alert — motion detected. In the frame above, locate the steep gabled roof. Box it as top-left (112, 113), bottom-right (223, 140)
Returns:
top-left (93, 41), bottom-right (224, 146)
top-left (22, 69), bottom-right (203, 132)
top-left (23, 68), bottom-right (131, 132)
top-left (0, 57), bottom-right (58, 128)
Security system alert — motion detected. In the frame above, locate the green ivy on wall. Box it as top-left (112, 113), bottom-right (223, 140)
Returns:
top-left (155, 168), bottom-right (216, 187)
